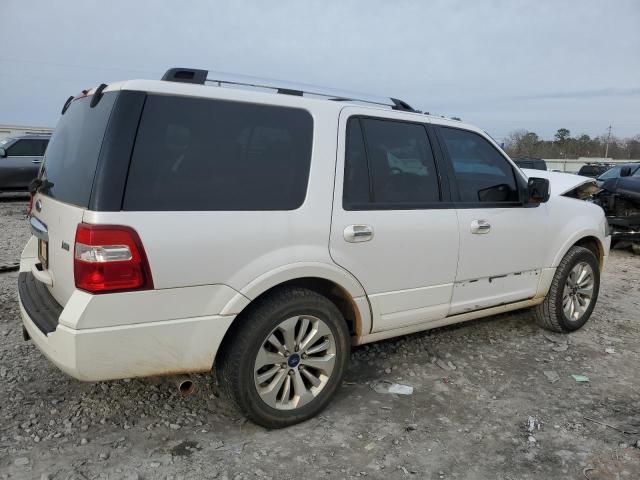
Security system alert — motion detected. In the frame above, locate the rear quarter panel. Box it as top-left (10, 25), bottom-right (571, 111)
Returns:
top-left (82, 102), bottom-right (348, 298)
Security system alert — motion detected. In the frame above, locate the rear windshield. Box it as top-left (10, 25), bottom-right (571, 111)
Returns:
top-left (123, 95), bottom-right (313, 211)
top-left (41, 93), bottom-right (117, 206)
top-left (579, 166), bottom-right (604, 176)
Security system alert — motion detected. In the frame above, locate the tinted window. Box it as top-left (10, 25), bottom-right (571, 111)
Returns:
top-left (124, 95), bottom-right (313, 211)
top-left (7, 139), bottom-right (48, 156)
top-left (597, 166), bottom-right (620, 180)
top-left (41, 93), bottom-right (117, 206)
top-left (343, 117), bottom-right (440, 208)
top-left (579, 165), bottom-right (606, 177)
top-left (343, 118), bottom-right (370, 206)
top-left (440, 127), bottom-right (519, 203)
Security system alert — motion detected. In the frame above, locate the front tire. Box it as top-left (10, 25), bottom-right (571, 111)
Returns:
top-left (216, 287), bottom-right (350, 428)
top-left (535, 246), bottom-right (600, 333)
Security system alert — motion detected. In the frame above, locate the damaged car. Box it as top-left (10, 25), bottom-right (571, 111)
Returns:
top-left (592, 174), bottom-right (640, 245)
top-left (521, 168), bottom-right (640, 248)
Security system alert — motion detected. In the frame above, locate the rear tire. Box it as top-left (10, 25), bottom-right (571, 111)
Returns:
top-left (216, 287), bottom-right (350, 428)
top-left (534, 246), bottom-right (600, 333)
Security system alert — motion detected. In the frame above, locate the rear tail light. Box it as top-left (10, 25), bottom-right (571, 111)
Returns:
top-left (74, 223), bottom-right (153, 293)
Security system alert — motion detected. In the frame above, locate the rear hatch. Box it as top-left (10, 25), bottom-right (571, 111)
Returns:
top-left (30, 90), bottom-right (120, 306)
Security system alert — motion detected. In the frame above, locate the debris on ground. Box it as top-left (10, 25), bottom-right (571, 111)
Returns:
top-left (571, 374), bottom-right (590, 383)
top-left (371, 380), bottom-right (414, 395)
top-left (543, 370), bottom-right (560, 383)
top-left (527, 416), bottom-right (543, 433)
top-left (543, 333), bottom-right (568, 345)
top-left (0, 262), bottom-right (19, 273)
top-left (583, 416), bottom-right (639, 435)
top-left (605, 347), bottom-right (615, 354)
top-left (552, 343), bottom-right (569, 352)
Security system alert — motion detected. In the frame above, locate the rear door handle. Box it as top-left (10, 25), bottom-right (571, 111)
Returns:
top-left (470, 219), bottom-right (491, 234)
top-left (344, 224), bottom-right (374, 243)
top-left (31, 159), bottom-right (42, 164)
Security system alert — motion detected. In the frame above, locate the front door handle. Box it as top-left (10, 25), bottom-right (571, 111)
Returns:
top-left (470, 219), bottom-right (491, 234)
top-left (344, 224), bottom-right (374, 243)
top-left (31, 159), bottom-right (42, 164)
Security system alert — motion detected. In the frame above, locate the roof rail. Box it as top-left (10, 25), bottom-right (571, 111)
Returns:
top-left (160, 67), bottom-right (416, 112)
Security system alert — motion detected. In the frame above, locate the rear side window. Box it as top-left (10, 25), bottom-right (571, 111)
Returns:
top-left (124, 95), bottom-right (313, 211)
top-left (439, 127), bottom-right (519, 203)
top-left (343, 117), bottom-right (441, 209)
top-left (41, 93), bottom-right (117, 206)
top-left (7, 139), bottom-right (48, 156)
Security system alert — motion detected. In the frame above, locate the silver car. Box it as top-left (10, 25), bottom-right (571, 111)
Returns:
top-left (0, 134), bottom-right (50, 193)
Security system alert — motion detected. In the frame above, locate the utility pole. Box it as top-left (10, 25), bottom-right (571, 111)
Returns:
top-left (604, 125), bottom-right (612, 159)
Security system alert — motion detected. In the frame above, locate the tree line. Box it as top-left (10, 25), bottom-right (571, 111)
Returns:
top-left (503, 129), bottom-right (640, 160)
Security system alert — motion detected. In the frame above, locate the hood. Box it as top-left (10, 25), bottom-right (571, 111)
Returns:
top-left (520, 168), bottom-right (597, 196)
top-left (600, 176), bottom-right (640, 202)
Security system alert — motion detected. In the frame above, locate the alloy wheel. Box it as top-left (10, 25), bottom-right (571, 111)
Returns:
top-left (562, 261), bottom-right (595, 322)
top-left (254, 315), bottom-right (336, 410)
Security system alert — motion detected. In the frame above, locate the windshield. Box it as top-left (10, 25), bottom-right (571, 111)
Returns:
top-left (597, 166), bottom-right (621, 180)
top-left (40, 92), bottom-right (117, 206)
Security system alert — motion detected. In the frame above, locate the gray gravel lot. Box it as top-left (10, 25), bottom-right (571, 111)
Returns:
top-left (1, 198), bottom-right (640, 480)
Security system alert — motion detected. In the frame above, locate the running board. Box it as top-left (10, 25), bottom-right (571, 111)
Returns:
top-left (353, 297), bottom-right (543, 346)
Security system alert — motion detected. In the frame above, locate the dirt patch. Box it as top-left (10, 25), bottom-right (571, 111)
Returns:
top-left (1, 198), bottom-right (639, 479)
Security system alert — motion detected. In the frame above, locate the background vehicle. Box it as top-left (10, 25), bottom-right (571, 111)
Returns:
top-left (596, 162), bottom-right (640, 185)
top-left (578, 162), bottom-right (614, 178)
top-left (587, 163), bottom-right (640, 247)
top-left (0, 134), bottom-right (50, 193)
top-left (18, 69), bottom-right (610, 428)
top-left (512, 156), bottom-right (547, 171)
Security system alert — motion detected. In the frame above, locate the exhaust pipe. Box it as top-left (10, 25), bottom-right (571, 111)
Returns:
top-left (175, 375), bottom-right (196, 397)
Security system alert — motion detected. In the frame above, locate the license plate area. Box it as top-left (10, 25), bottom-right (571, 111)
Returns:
top-left (38, 238), bottom-right (48, 270)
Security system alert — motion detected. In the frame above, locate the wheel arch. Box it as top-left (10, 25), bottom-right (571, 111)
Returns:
top-left (215, 264), bottom-right (372, 367)
top-left (551, 231), bottom-right (606, 271)
top-left (573, 236), bottom-right (605, 270)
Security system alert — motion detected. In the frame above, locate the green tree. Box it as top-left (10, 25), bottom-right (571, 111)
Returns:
top-left (554, 128), bottom-right (571, 143)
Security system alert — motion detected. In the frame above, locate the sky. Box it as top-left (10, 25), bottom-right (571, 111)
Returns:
top-left (1, 0), bottom-right (639, 142)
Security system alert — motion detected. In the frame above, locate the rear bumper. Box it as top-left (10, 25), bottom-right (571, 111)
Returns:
top-left (18, 270), bottom-right (236, 381)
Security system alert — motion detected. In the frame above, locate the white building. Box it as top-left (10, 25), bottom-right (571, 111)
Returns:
top-left (0, 124), bottom-right (53, 141)
top-left (544, 157), bottom-right (640, 173)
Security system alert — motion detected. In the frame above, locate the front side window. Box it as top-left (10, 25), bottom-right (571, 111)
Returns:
top-left (7, 139), bottom-right (48, 156)
top-left (343, 117), bottom-right (440, 208)
top-left (124, 95), bottom-right (313, 211)
top-left (440, 127), bottom-right (519, 203)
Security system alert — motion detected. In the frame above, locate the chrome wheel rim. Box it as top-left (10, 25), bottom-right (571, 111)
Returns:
top-left (254, 315), bottom-right (336, 410)
top-left (562, 262), bottom-right (594, 322)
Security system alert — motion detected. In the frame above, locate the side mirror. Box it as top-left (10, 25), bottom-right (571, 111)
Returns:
top-left (0, 147), bottom-right (6, 158)
top-left (620, 166), bottom-right (632, 177)
top-left (527, 177), bottom-right (550, 204)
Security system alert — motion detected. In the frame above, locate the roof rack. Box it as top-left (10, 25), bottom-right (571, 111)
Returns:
top-left (161, 67), bottom-right (416, 112)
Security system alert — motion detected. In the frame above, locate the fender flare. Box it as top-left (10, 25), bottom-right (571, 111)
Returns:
top-left (220, 262), bottom-right (372, 332)
top-left (551, 229), bottom-right (606, 268)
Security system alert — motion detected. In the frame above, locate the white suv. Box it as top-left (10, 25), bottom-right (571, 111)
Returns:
top-left (18, 68), bottom-right (610, 428)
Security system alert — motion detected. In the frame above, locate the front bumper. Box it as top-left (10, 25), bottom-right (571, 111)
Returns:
top-left (607, 215), bottom-right (640, 242)
top-left (18, 271), bottom-right (235, 382)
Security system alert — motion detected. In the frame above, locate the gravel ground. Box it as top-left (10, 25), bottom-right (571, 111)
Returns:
top-left (1, 197), bottom-right (640, 480)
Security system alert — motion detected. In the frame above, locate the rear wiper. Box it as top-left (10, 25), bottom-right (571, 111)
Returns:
top-left (28, 178), bottom-right (54, 195)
